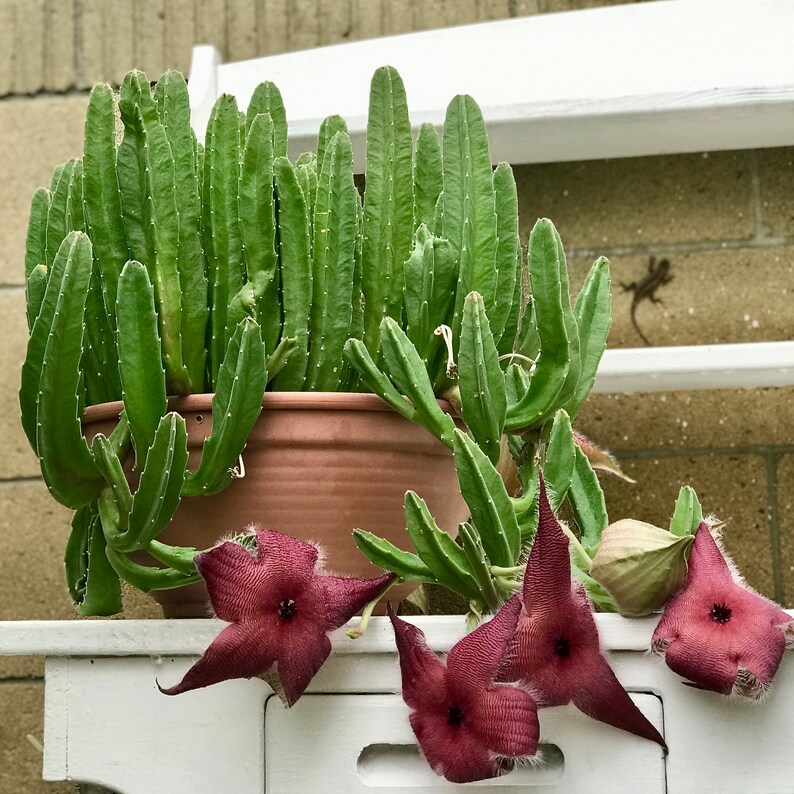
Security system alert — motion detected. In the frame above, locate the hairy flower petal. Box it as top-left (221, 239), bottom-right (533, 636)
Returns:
top-left (503, 476), bottom-right (666, 749)
top-left (446, 596), bottom-right (522, 696)
top-left (320, 573), bottom-right (394, 630)
top-left (389, 602), bottom-right (538, 784)
top-left (652, 522), bottom-right (792, 698)
top-left (471, 685), bottom-right (539, 758)
top-left (158, 621), bottom-right (277, 695)
top-left (409, 711), bottom-right (508, 784)
top-left (161, 528), bottom-right (393, 705)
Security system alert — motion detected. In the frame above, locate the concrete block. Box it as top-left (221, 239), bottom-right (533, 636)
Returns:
top-left (412, 0), bottom-right (447, 30)
top-left (102, 0), bottom-right (135, 86)
top-left (757, 147), bottom-right (794, 240)
top-left (0, 479), bottom-right (164, 678)
top-left (288, 0), bottom-right (320, 51)
top-left (479, 0), bottom-right (514, 21)
top-left (134, 0), bottom-right (167, 80)
top-left (571, 245), bottom-right (794, 349)
top-left (256, 0), bottom-right (289, 56)
top-left (79, 0), bottom-right (106, 87)
top-left (43, 0), bottom-right (75, 91)
top-left (0, 1), bottom-right (13, 96)
top-left (196, 0), bottom-right (227, 56)
top-left (164, 0), bottom-right (197, 77)
top-left (776, 454), bottom-right (794, 605)
top-left (0, 94), bottom-right (88, 287)
top-left (319, 0), bottom-right (352, 45)
top-left (0, 683), bottom-right (75, 793)
top-left (382, 0), bottom-right (415, 35)
top-left (576, 386), bottom-right (794, 454)
top-left (12, 0), bottom-right (45, 94)
top-left (228, 0), bottom-right (259, 61)
top-left (597, 454), bottom-right (774, 598)
top-left (515, 150), bottom-right (756, 251)
top-left (445, 0), bottom-right (480, 25)
top-left (349, 0), bottom-right (382, 40)
top-left (0, 291), bottom-right (41, 479)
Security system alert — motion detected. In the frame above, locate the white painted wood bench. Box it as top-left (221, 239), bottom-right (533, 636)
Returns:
top-left (3, 615), bottom-right (794, 793)
top-left (6, 2), bottom-right (794, 791)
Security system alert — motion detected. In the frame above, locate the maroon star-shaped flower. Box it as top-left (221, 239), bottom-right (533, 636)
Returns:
top-left (500, 476), bottom-right (666, 749)
top-left (159, 528), bottom-right (394, 705)
top-left (652, 521), bottom-right (793, 698)
top-left (389, 596), bottom-right (539, 784)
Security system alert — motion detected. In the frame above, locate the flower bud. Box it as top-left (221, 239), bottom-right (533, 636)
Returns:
top-left (590, 519), bottom-right (694, 616)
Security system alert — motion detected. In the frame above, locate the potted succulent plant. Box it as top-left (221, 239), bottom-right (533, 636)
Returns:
top-left (19, 65), bottom-right (612, 618)
top-left (17, 62), bottom-right (794, 791)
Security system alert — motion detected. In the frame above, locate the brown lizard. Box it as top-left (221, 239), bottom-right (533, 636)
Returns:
top-left (620, 256), bottom-right (673, 346)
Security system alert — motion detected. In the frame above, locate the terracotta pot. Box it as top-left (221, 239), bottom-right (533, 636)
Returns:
top-left (82, 393), bottom-right (469, 617)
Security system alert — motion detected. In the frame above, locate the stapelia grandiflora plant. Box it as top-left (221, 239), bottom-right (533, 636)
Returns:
top-left (159, 529), bottom-right (393, 705)
top-left (652, 521), bottom-right (794, 699)
top-left (388, 598), bottom-right (538, 783)
top-left (499, 477), bottom-right (666, 749)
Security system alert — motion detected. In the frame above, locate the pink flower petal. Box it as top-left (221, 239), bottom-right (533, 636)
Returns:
top-left (410, 711), bottom-right (509, 784)
top-left (320, 572), bottom-right (396, 630)
top-left (195, 541), bottom-right (269, 622)
top-left (388, 605), bottom-right (448, 712)
top-left (502, 474), bottom-right (666, 749)
top-left (253, 528), bottom-right (320, 590)
top-left (446, 596), bottom-right (522, 697)
top-left (572, 653), bottom-right (666, 746)
top-left (470, 685), bottom-right (539, 758)
top-left (653, 523), bottom-right (791, 697)
top-left (159, 621), bottom-right (277, 695)
top-left (269, 628), bottom-right (334, 706)
top-left (524, 477), bottom-right (575, 606)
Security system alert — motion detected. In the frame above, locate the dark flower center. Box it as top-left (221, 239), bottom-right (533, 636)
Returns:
top-left (554, 636), bottom-right (571, 658)
top-left (446, 706), bottom-right (465, 726)
top-left (278, 599), bottom-right (297, 620)
top-left (710, 603), bottom-right (732, 624)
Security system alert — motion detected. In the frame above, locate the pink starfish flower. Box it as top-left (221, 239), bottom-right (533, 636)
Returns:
top-left (159, 529), bottom-right (394, 705)
top-left (652, 521), bottom-right (794, 698)
top-left (389, 597), bottom-right (538, 783)
top-left (500, 476), bottom-right (666, 749)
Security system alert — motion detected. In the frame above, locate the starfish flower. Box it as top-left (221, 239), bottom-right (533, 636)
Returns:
top-left (652, 521), bottom-right (794, 698)
top-left (389, 597), bottom-right (538, 783)
top-left (500, 476), bottom-right (666, 749)
top-left (159, 528), bottom-right (394, 705)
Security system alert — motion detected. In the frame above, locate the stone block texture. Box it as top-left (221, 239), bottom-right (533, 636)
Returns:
top-left (0, 0), bottom-right (792, 790)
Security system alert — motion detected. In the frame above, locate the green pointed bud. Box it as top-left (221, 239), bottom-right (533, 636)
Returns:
top-left (590, 519), bottom-right (694, 616)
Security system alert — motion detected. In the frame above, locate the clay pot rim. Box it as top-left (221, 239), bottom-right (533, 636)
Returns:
top-left (82, 391), bottom-right (457, 424)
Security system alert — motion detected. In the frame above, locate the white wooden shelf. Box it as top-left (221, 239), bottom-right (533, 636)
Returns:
top-left (595, 341), bottom-right (794, 393)
top-left (2, 615), bottom-right (793, 793)
top-left (188, 0), bottom-right (794, 167)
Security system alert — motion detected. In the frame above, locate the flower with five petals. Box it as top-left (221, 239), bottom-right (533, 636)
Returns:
top-left (389, 596), bottom-right (539, 783)
top-left (500, 476), bottom-right (666, 749)
top-left (652, 521), bottom-right (794, 698)
top-left (160, 528), bottom-right (394, 705)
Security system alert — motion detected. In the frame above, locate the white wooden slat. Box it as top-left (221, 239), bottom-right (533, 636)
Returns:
top-left (594, 341), bottom-right (794, 394)
top-left (265, 694), bottom-right (665, 793)
top-left (187, 0), bottom-right (794, 167)
top-left (44, 657), bottom-right (268, 794)
top-left (0, 613), bottom-right (661, 657)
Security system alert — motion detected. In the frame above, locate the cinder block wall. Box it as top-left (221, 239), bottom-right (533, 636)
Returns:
top-left (0, 1), bottom-right (790, 791)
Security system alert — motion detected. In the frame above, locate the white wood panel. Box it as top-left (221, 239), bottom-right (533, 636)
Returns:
top-left (19, 620), bottom-right (794, 793)
top-left (265, 694), bottom-right (665, 793)
top-left (188, 0), bottom-right (794, 166)
top-left (0, 613), bottom-right (661, 656)
top-left (42, 656), bottom-right (268, 793)
top-left (594, 341), bottom-right (794, 394)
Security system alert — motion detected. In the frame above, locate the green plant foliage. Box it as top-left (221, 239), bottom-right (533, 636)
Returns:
top-left (21, 65), bottom-right (615, 615)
